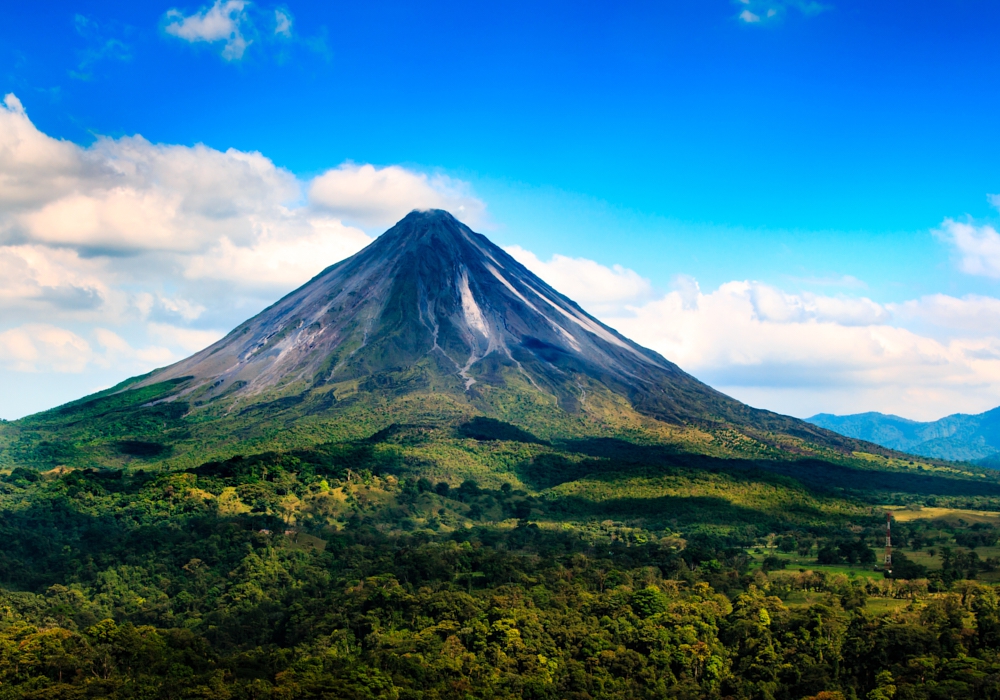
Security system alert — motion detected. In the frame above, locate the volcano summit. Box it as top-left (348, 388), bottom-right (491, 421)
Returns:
top-left (140, 210), bottom-right (843, 447)
top-left (5, 210), bottom-right (873, 468)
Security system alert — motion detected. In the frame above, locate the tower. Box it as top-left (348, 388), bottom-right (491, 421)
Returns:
top-left (884, 511), bottom-right (893, 573)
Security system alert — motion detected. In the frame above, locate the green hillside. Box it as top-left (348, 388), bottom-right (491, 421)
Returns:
top-left (4, 377), bottom-right (1000, 698)
top-left (809, 408), bottom-right (1000, 463)
top-left (2, 212), bottom-right (1000, 699)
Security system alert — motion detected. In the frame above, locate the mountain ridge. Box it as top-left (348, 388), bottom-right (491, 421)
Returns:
top-left (807, 408), bottom-right (1000, 463)
top-left (2, 210), bottom-right (913, 471)
top-left (131, 209), bottom-right (849, 447)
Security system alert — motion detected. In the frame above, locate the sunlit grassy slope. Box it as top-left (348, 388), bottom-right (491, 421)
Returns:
top-left (6, 373), bottom-right (1000, 538)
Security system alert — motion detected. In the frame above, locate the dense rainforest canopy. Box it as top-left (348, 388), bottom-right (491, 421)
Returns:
top-left (1, 425), bottom-right (1000, 700)
top-left (3, 212), bottom-right (1000, 699)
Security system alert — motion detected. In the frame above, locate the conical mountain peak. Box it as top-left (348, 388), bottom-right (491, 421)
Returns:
top-left (132, 211), bottom-right (836, 443)
top-left (372, 208), bottom-right (483, 256)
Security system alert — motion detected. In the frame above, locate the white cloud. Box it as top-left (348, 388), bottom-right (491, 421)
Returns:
top-left (0, 245), bottom-right (114, 319)
top-left (93, 328), bottom-right (175, 367)
top-left (165, 0), bottom-right (250, 60)
top-left (184, 217), bottom-right (372, 286)
top-left (510, 243), bottom-right (1000, 420)
top-left (0, 325), bottom-right (92, 373)
top-left (602, 281), bottom-right (1000, 419)
top-left (163, 2), bottom-right (315, 61)
top-left (737, 0), bottom-right (828, 24)
top-left (275, 9), bottom-right (292, 36)
top-left (890, 293), bottom-right (1000, 336)
top-left (0, 93), bottom-right (484, 408)
top-left (504, 246), bottom-right (654, 314)
top-left (309, 163), bottom-right (487, 229)
top-left (939, 218), bottom-right (1000, 279)
top-left (0, 324), bottom-right (180, 375)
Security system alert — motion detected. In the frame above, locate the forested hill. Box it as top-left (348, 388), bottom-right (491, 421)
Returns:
top-left (809, 407), bottom-right (1000, 463)
top-left (1, 437), bottom-right (1000, 699)
top-left (3, 211), bottom-right (1000, 698)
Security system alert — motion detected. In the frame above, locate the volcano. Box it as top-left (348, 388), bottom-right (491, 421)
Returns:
top-left (121, 209), bottom-right (844, 449)
top-left (3, 210), bottom-right (880, 473)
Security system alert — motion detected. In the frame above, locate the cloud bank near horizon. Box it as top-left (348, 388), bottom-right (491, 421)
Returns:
top-left (2, 91), bottom-right (999, 422)
top-left (511, 245), bottom-right (1000, 422)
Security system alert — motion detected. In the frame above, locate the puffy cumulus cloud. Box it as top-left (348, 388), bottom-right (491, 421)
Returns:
top-left (938, 218), bottom-right (1000, 279)
top-left (0, 245), bottom-right (114, 319)
top-left (0, 325), bottom-right (93, 373)
top-left (600, 281), bottom-right (1000, 419)
top-left (889, 293), bottom-right (1000, 337)
top-left (507, 241), bottom-right (1000, 419)
top-left (0, 94), bottom-right (484, 408)
top-left (309, 164), bottom-right (487, 229)
top-left (504, 246), bottom-right (654, 315)
top-left (0, 95), bottom-right (87, 210)
top-left (164, 0), bottom-right (250, 60)
top-left (511, 244), bottom-right (1000, 419)
top-left (0, 324), bottom-right (178, 375)
top-left (745, 283), bottom-right (889, 326)
top-left (185, 217), bottom-right (372, 287)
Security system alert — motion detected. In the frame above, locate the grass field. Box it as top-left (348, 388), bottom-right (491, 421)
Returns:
top-left (746, 548), bottom-right (886, 580)
top-left (865, 598), bottom-right (910, 615)
top-left (885, 505), bottom-right (1000, 525)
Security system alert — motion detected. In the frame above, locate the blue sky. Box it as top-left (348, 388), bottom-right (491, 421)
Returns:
top-left (3, 0), bottom-right (1000, 420)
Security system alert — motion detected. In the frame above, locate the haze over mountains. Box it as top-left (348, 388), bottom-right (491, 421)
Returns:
top-left (808, 409), bottom-right (1000, 464)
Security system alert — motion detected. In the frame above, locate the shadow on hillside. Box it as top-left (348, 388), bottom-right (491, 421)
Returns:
top-left (526, 437), bottom-right (1000, 500)
top-left (547, 493), bottom-right (801, 528)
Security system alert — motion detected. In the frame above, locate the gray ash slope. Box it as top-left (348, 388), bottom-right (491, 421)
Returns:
top-left (140, 210), bottom-right (850, 446)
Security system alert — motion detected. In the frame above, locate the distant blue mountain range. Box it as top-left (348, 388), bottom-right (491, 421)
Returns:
top-left (807, 408), bottom-right (1000, 464)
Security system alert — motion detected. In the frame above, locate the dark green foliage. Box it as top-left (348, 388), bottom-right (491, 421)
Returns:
top-left (761, 555), bottom-right (786, 571)
top-left (457, 416), bottom-right (545, 444)
top-left (890, 550), bottom-right (929, 580)
top-left (117, 440), bottom-right (171, 458)
top-left (0, 445), bottom-right (996, 698)
top-left (6, 209), bottom-right (1000, 697)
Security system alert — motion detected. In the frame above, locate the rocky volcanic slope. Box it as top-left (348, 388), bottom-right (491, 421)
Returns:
top-left (5, 209), bottom-right (892, 469)
top-left (136, 210), bottom-right (844, 442)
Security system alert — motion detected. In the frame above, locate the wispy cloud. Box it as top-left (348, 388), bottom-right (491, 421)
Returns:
top-left (163, 2), bottom-right (324, 62)
top-left (784, 274), bottom-right (867, 289)
top-left (274, 8), bottom-right (292, 37)
top-left (737, 0), bottom-right (829, 25)
top-left (70, 15), bottom-right (131, 80)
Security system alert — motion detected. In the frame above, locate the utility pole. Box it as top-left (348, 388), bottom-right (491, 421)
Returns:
top-left (884, 512), bottom-right (893, 574)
